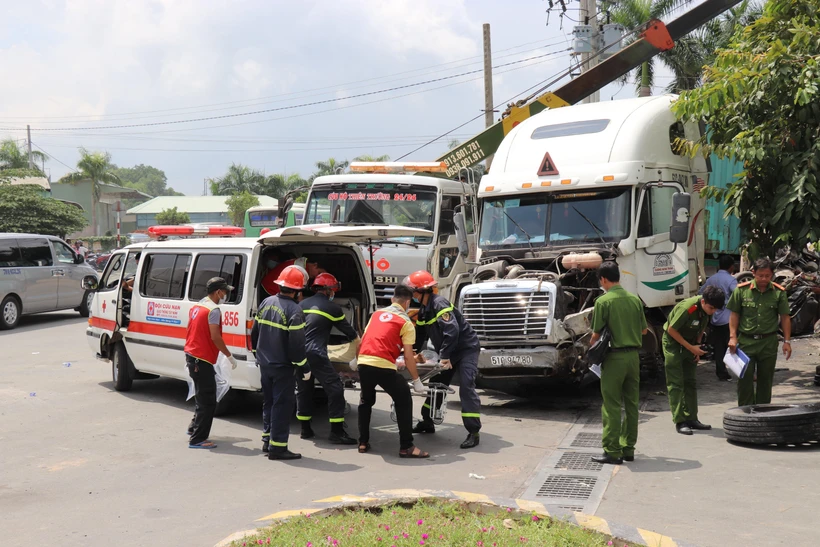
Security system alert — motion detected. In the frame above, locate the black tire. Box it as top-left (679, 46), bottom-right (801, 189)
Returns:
top-left (734, 270), bottom-right (754, 284)
top-left (0, 295), bottom-right (21, 330)
top-left (723, 404), bottom-right (820, 445)
top-left (78, 290), bottom-right (94, 318)
top-left (112, 343), bottom-right (134, 392)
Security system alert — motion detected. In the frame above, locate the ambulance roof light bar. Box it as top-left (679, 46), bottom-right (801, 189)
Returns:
top-left (147, 225), bottom-right (244, 238)
top-left (349, 161), bottom-right (447, 173)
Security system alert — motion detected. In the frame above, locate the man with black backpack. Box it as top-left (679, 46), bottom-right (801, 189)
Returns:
top-left (589, 261), bottom-right (647, 465)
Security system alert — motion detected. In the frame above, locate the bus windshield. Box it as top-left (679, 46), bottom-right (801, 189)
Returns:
top-left (247, 208), bottom-right (278, 227)
top-left (479, 188), bottom-right (630, 249)
top-left (305, 185), bottom-right (437, 243)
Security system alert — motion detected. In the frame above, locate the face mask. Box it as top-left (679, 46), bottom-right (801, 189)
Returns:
top-left (218, 292), bottom-right (227, 305)
top-left (328, 293), bottom-right (335, 302)
top-left (267, 260), bottom-right (278, 269)
top-left (412, 296), bottom-right (420, 304)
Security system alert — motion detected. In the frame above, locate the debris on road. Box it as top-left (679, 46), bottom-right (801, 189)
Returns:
top-left (469, 473), bottom-right (486, 480)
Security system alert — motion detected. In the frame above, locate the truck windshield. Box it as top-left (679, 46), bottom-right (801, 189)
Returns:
top-left (479, 188), bottom-right (630, 249)
top-left (305, 186), bottom-right (436, 243)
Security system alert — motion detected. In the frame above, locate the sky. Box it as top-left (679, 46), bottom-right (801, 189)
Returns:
top-left (0, 0), bottom-right (681, 196)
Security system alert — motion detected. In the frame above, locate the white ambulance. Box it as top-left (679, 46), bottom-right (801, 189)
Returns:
top-left (82, 225), bottom-right (431, 398)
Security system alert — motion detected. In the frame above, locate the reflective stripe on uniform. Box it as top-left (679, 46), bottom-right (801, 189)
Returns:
top-left (304, 309), bottom-right (345, 321)
top-left (416, 306), bottom-right (454, 326)
top-left (269, 440), bottom-right (288, 447)
top-left (422, 403), bottom-right (431, 409)
top-left (262, 432), bottom-right (270, 438)
top-left (329, 417), bottom-right (345, 423)
top-left (257, 318), bottom-right (306, 331)
top-left (296, 415), bottom-right (312, 421)
top-left (461, 412), bottom-right (481, 418)
top-left (293, 359), bottom-right (308, 366)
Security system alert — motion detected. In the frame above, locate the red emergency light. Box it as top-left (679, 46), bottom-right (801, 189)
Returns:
top-left (147, 225), bottom-right (244, 238)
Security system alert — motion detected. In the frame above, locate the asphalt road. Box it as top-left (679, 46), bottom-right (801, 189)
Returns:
top-left (0, 312), bottom-right (594, 547)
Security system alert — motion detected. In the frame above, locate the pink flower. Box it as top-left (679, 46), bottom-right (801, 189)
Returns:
top-left (422, 534), bottom-right (429, 540)
top-left (506, 508), bottom-right (512, 513)
top-left (420, 542), bottom-right (425, 546)
top-left (439, 535), bottom-right (444, 540)
top-left (394, 536), bottom-right (399, 540)
top-left (490, 526), bottom-right (495, 531)
top-left (403, 532), bottom-right (410, 538)
top-left (482, 527), bottom-right (488, 532)
top-left (385, 525), bottom-right (390, 531)
top-left (267, 540), bottom-right (271, 545)
top-left (477, 542), bottom-right (484, 547)
top-left (607, 543), bottom-right (613, 546)
top-left (417, 519), bottom-right (424, 525)
top-left (531, 515), bottom-right (539, 522)
top-left (376, 539), bottom-right (381, 542)
top-left (333, 541), bottom-right (338, 547)
top-left (307, 543), bottom-right (313, 547)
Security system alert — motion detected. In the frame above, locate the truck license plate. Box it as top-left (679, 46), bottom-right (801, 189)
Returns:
top-left (490, 355), bottom-right (533, 366)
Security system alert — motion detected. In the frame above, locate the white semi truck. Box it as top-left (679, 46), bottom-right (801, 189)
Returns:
top-left (455, 95), bottom-right (707, 393)
top-left (300, 163), bottom-right (478, 307)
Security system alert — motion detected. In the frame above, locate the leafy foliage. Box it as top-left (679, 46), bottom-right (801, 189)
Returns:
top-left (310, 157), bottom-right (349, 181)
top-left (353, 154), bottom-right (391, 162)
top-left (208, 163), bottom-right (267, 195)
top-left (59, 148), bottom-right (122, 236)
top-left (111, 163), bottom-right (183, 198)
top-left (155, 206), bottom-right (191, 225)
top-left (0, 184), bottom-right (87, 236)
top-left (673, 0), bottom-right (820, 256)
top-left (0, 138), bottom-right (47, 174)
top-left (225, 191), bottom-right (260, 226)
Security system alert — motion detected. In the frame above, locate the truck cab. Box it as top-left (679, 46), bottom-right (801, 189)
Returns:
top-left (302, 163), bottom-right (478, 307)
top-left (460, 95), bottom-right (706, 392)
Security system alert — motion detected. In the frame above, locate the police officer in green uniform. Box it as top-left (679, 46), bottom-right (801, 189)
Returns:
top-left (590, 262), bottom-right (648, 465)
top-left (727, 257), bottom-right (792, 406)
top-left (663, 286), bottom-right (726, 435)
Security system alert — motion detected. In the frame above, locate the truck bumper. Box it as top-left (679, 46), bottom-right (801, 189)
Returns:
top-left (476, 345), bottom-right (580, 380)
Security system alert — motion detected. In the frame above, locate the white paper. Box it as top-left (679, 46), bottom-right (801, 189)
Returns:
top-left (184, 364), bottom-right (196, 401)
top-left (723, 348), bottom-right (750, 379)
top-left (589, 363), bottom-right (602, 378)
top-left (214, 354), bottom-right (233, 402)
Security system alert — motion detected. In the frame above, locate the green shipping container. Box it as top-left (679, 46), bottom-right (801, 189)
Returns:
top-left (704, 155), bottom-right (744, 259)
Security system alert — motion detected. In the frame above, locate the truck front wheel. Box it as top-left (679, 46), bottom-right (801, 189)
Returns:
top-left (112, 343), bottom-right (134, 392)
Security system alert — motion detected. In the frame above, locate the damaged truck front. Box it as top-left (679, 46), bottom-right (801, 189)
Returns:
top-left (455, 96), bottom-right (707, 394)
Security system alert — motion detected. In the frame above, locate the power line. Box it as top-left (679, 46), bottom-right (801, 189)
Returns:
top-left (0, 38), bottom-right (570, 123)
top-left (1, 51), bottom-right (568, 133)
top-left (31, 142), bottom-right (76, 173)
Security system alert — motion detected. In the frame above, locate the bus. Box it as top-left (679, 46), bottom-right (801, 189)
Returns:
top-left (243, 203), bottom-right (306, 236)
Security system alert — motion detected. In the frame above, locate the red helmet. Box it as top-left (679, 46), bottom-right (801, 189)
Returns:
top-left (275, 265), bottom-right (309, 290)
top-left (312, 272), bottom-right (341, 291)
top-left (404, 270), bottom-right (437, 291)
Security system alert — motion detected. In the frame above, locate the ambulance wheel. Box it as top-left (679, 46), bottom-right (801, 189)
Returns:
top-left (79, 290), bottom-right (94, 318)
top-left (112, 343), bottom-right (134, 392)
top-left (1, 295), bottom-right (21, 330)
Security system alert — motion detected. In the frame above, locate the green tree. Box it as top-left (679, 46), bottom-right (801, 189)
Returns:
top-left (111, 163), bottom-right (183, 197)
top-left (608, 0), bottom-right (693, 96)
top-left (0, 184), bottom-right (87, 236)
top-left (225, 191), bottom-right (260, 226)
top-left (0, 138), bottom-right (48, 174)
top-left (353, 154), bottom-right (390, 162)
top-left (59, 148), bottom-right (121, 236)
top-left (673, 0), bottom-right (820, 257)
top-left (310, 157), bottom-right (349, 181)
top-left (155, 206), bottom-right (191, 225)
top-left (208, 163), bottom-right (266, 195)
top-left (262, 173), bottom-right (308, 199)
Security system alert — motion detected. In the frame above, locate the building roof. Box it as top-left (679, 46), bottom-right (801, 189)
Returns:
top-left (127, 195), bottom-right (278, 215)
top-left (6, 176), bottom-right (51, 190)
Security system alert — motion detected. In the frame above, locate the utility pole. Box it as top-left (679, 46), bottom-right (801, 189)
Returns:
top-left (26, 125), bottom-right (33, 169)
top-left (482, 23), bottom-right (495, 170)
top-left (580, 0), bottom-right (601, 103)
top-left (203, 178), bottom-right (207, 196)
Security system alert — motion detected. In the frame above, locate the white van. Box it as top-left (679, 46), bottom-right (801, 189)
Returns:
top-left (0, 233), bottom-right (98, 329)
top-left (83, 225), bottom-right (431, 395)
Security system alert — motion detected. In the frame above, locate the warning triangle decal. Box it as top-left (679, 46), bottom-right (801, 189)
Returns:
top-left (537, 151), bottom-right (559, 176)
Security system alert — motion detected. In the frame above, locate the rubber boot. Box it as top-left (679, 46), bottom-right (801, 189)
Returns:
top-left (412, 420), bottom-right (436, 434)
top-left (268, 448), bottom-right (301, 460)
top-left (301, 420), bottom-right (315, 439)
top-left (328, 422), bottom-right (357, 445)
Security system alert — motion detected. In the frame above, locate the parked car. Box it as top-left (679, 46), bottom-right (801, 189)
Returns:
top-left (0, 233), bottom-right (99, 329)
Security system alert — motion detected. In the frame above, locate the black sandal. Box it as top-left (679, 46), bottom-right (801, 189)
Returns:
top-left (399, 445), bottom-right (430, 459)
top-left (358, 442), bottom-right (371, 453)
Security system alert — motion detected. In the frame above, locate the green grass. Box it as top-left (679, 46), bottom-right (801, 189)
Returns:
top-left (232, 500), bottom-right (636, 547)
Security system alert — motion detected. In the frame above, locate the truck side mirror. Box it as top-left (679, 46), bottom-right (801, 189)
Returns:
top-left (82, 275), bottom-right (98, 291)
top-left (669, 192), bottom-right (691, 244)
top-left (453, 211), bottom-right (469, 257)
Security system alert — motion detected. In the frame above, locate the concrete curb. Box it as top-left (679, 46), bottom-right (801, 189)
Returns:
top-left (215, 489), bottom-right (696, 547)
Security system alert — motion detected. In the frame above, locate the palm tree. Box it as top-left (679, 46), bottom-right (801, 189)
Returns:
top-left (353, 154), bottom-right (390, 162)
top-left (608, 0), bottom-right (693, 96)
top-left (0, 138), bottom-right (48, 173)
top-left (311, 158), bottom-right (349, 181)
top-left (659, 0), bottom-right (762, 92)
top-left (207, 163), bottom-right (267, 195)
top-left (262, 173), bottom-right (308, 198)
top-left (59, 148), bottom-right (121, 236)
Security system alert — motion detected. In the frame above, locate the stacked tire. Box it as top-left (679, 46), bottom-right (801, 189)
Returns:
top-left (723, 404), bottom-right (820, 445)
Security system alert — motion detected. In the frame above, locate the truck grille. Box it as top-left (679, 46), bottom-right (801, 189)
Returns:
top-left (374, 283), bottom-right (395, 308)
top-left (461, 291), bottom-right (551, 340)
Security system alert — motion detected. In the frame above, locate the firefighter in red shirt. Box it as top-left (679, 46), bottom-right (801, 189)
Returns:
top-left (261, 256), bottom-right (326, 296)
top-left (184, 277), bottom-right (238, 449)
top-left (357, 284), bottom-right (429, 458)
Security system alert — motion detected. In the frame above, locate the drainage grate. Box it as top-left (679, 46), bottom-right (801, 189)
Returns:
top-left (570, 432), bottom-right (602, 448)
top-left (555, 451), bottom-right (604, 471)
top-left (536, 475), bottom-right (597, 499)
top-left (557, 505), bottom-right (584, 512)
